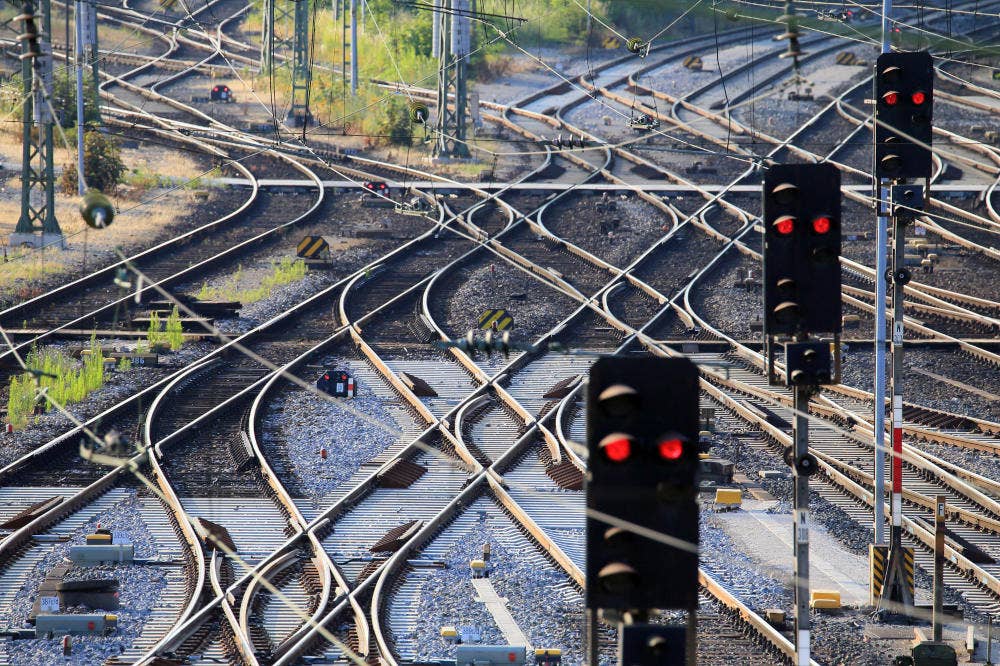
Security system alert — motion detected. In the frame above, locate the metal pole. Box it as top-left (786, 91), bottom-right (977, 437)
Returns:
top-left (889, 210), bottom-right (905, 549)
top-left (431, 0), bottom-right (441, 58)
top-left (74, 0), bottom-right (84, 195)
top-left (873, 0), bottom-right (893, 549)
top-left (933, 496), bottom-right (945, 643)
top-left (793, 383), bottom-right (811, 666)
top-left (988, 616), bottom-right (993, 666)
top-left (685, 604), bottom-right (697, 666)
top-left (88, 0), bottom-right (99, 122)
top-left (587, 608), bottom-right (599, 666)
top-left (350, 0), bottom-right (358, 95)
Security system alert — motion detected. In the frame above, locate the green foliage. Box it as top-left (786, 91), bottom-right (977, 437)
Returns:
top-left (381, 96), bottom-right (413, 146)
top-left (51, 75), bottom-right (101, 127)
top-left (5, 337), bottom-right (106, 430)
top-left (6, 374), bottom-right (35, 430)
top-left (165, 306), bottom-right (185, 351)
top-left (117, 357), bottom-right (133, 372)
top-left (146, 311), bottom-right (163, 348)
top-left (60, 130), bottom-right (126, 195)
top-left (198, 258), bottom-right (307, 304)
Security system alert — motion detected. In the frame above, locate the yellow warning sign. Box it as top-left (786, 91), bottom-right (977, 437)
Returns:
top-left (478, 309), bottom-right (514, 331)
top-left (869, 544), bottom-right (914, 606)
top-left (836, 51), bottom-right (857, 66)
top-left (296, 235), bottom-right (329, 259)
top-left (683, 56), bottom-right (703, 70)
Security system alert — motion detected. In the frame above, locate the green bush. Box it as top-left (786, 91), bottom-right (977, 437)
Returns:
top-left (60, 130), bottom-right (126, 195)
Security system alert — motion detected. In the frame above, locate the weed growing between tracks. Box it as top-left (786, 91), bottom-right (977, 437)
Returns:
top-left (6, 335), bottom-right (106, 429)
top-left (197, 257), bottom-right (308, 304)
top-left (145, 308), bottom-right (185, 352)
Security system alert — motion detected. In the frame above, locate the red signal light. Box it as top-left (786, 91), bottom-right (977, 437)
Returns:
top-left (774, 216), bottom-right (795, 236)
top-left (341, 374), bottom-right (347, 380)
top-left (658, 438), bottom-right (684, 461)
top-left (213, 86), bottom-right (219, 92)
top-left (323, 374), bottom-right (329, 380)
top-left (883, 91), bottom-right (899, 106)
top-left (600, 434), bottom-right (633, 462)
top-left (911, 91), bottom-right (926, 105)
top-left (812, 216), bottom-right (832, 234)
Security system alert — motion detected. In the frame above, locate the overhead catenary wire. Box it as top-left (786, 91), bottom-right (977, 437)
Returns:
top-left (1, 13), bottom-right (1000, 648)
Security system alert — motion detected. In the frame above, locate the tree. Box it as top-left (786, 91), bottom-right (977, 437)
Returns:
top-left (51, 75), bottom-right (100, 127)
top-left (60, 130), bottom-right (126, 195)
top-left (382, 97), bottom-right (412, 146)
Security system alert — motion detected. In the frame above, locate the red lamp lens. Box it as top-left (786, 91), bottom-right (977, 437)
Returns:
top-left (775, 217), bottom-right (794, 235)
top-left (884, 91), bottom-right (899, 106)
top-left (911, 91), bottom-right (926, 105)
top-left (602, 437), bottom-right (632, 462)
top-left (812, 216), bottom-right (832, 234)
top-left (658, 438), bottom-right (684, 461)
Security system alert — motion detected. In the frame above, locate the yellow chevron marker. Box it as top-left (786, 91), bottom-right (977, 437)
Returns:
top-left (478, 309), bottom-right (514, 330)
top-left (296, 235), bottom-right (329, 259)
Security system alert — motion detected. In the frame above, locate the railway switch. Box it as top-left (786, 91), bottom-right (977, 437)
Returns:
top-left (874, 52), bottom-right (933, 180)
top-left (586, 356), bottom-right (699, 612)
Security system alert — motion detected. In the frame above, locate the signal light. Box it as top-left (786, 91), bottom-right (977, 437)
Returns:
top-left (598, 562), bottom-right (640, 593)
top-left (812, 216), bottom-right (832, 234)
top-left (658, 437), bottom-right (684, 461)
top-left (586, 356), bottom-right (700, 611)
top-left (600, 433), bottom-right (633, 462)
top-left (598, 384), bottom-right (639, 417)
top-left (213, 86), bottom-right (219, 92)
top-left (874, 52), bottom-right (933, 180)
top-left (774, 215), bottom-right (795, 235)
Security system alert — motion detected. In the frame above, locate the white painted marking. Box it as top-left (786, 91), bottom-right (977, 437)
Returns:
top-left (471, 578), bottom-right (531, 648)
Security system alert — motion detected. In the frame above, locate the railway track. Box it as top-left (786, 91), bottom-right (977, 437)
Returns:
top-left (0, 2), bottom-right (997, 664)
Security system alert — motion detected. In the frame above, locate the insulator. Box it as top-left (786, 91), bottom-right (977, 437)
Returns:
top-left (625, 37), bottom-right (648, 56)
top-left (409, 102), bottom-right (429, 124)
top-left (80, 191), bottom-right (116, 229)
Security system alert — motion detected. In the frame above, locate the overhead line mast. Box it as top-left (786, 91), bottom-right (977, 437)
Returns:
top-left (10, 0), bottom-right (63, 248)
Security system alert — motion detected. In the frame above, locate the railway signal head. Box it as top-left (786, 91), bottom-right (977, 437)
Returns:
top-left (586, 356), bottom-right (700, 611)
top-left (784, 340), bottom-right (834, 386)
top-left (363, 181), bottom-right (388, 193)
top-left (874, 51), bottom-right (933, 180)
top-left (762, 163), bottom-right (842, 337)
